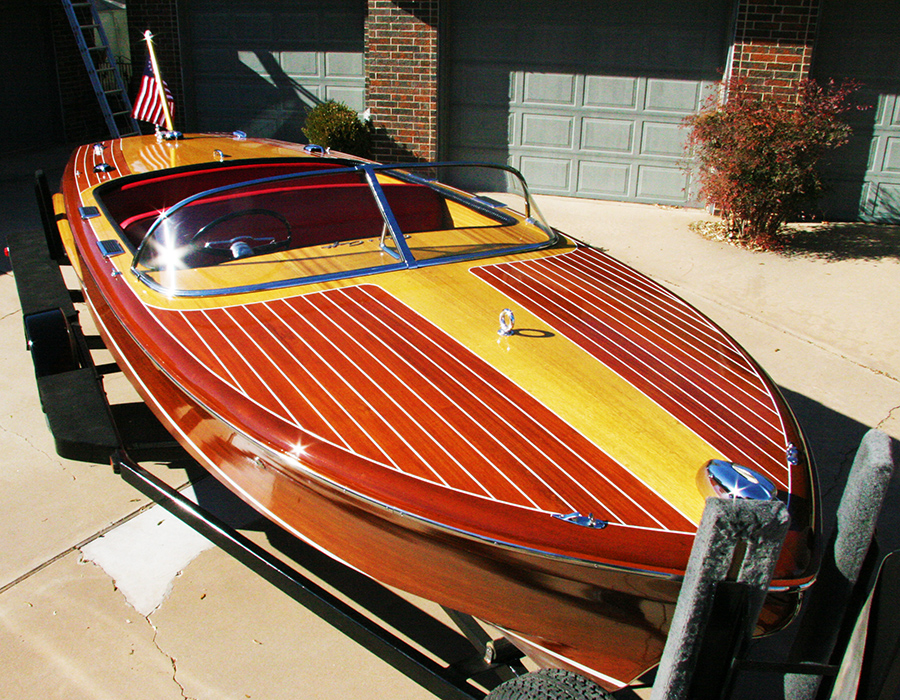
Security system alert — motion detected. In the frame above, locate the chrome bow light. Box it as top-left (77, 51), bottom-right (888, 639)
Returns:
top-left (698, 459), bottom-right (778, 501)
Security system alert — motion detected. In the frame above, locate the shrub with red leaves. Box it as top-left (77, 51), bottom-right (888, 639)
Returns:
top-left (685, 80), bottom-right (860, 246)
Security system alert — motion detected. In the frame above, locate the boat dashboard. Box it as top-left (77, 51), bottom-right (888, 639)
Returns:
top-left (92, 159), bottom-right (557, 297)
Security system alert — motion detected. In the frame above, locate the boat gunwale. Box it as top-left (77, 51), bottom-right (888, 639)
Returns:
top-left (89, 257), bottom-right (698, 577)
top-left (94, 276), bottom-right (816, 592)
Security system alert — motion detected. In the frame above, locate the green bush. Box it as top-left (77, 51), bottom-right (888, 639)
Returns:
top-left (302, 100), bottom-right (372, 158)
top-left (684, 80), bottom-right (860, 247)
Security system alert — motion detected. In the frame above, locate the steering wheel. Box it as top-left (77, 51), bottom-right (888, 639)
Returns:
top-left (190, 208), bottom-right (292, 259)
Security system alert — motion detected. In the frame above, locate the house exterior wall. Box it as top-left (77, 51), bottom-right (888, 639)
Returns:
top-left (177, 0), bottom-right (365, 142)
top-left (46, 0), bottom-right (897, 220)
top-left (55, 0), bottom-right (818, 153)
top-left (360, 0), bottom-right (821, 162)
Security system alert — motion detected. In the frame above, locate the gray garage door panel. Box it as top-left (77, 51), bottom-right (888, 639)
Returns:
top-left (185, 0), bottom-right (364, 142)
top-left (446, 0), bottom-right (730, 205)
top-left (507, 72), bottom-right (710, 202)
top-left (860, 95), bottom-right (900, 221)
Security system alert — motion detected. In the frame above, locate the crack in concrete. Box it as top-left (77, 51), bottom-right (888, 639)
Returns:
top-left (147, 615), bottom-right (195, 700)
top-left (821, 444), bottom-right (859, 504)
top-left (876, 405), bottom-right (900, 433)
top-left (0, 417), bottom-right (71, 478)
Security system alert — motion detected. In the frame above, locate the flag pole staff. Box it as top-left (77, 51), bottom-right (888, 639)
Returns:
top-left (143, 30), bottom-right (174, 133)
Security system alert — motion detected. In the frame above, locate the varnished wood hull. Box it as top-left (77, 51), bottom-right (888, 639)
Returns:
top-left (56, 135), bottom-right (818, 689)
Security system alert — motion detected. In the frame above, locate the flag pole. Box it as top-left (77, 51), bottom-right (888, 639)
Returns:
top-left (143, 30), bottom-right (175, 133)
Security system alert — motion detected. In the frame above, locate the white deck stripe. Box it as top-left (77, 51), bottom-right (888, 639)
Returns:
top-left (557, 254), bottom-right (774, 405)
top-left (263, 299), bottom-right (408, 470)
top-left (571, 252), bottom-right (756, 369)
top-left (346, 288), bottom-right (633, 519)
top-left (222, 306), bottom-right (355, 451)
top-left (274, 298), bottom-right (449, 482)
top-left (144, 307), bottom-right (242, 391)
top-left (323, 289), bottom-right (587, 511)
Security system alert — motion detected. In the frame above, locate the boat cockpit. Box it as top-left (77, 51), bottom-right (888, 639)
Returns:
top-left (93, 160), bottom-right (556, 297)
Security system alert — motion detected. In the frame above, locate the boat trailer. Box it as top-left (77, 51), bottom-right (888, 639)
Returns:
top-left (7, 169), bottom-right (899, 700)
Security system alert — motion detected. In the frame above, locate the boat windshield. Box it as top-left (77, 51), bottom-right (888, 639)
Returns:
top-left (129, 162), bottom-right (555, 296)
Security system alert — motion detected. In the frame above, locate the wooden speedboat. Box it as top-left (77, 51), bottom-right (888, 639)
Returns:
top-left (49, 133), bottom-right (817, 689)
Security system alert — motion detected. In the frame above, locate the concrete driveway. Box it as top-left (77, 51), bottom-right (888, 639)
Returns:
top-left (1, 146), bottom-right (898, 699)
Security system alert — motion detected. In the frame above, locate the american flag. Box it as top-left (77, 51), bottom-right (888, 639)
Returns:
top-left (131, 54), bottom-right (174, 126)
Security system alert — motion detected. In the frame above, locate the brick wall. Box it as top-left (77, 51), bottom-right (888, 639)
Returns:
top-left (365, 0), bottom-right (439, 162)
top-left (731, 0), bottom-right (821, 99)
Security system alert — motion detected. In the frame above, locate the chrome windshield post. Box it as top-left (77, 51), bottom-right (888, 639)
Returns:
top-left (361, 165), bottom-right (417, 266)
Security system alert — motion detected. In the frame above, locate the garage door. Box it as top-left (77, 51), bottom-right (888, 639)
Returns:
top-left (183, 0), bottom-right (365, 143)
top-left (445, 1), bottom-right (733, 205)
top-left (812, 0), bottom-right (900, 222)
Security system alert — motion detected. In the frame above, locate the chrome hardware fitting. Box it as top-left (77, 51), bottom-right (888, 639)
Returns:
top-left (553, 512), bottom-right (608, 529)
top-left (214, 149), bottom-right (225, 162)
top-left (498, 308), bottom-right (515, 336)
top-left (304, 144), bottom-right (326, 155)
top-left (232, 130), bottom-right (247, 140)
top-left (93, 162), bottom-right (114, 173)
top-left (699, 459), bottom-right (778, 501)
top-left (786, 443), bottom-right (800, 466)
top-left (92, 143), bottom-right (106, 157)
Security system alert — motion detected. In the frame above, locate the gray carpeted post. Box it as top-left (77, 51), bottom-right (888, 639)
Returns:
top-left (650, 497), bottom-right (790, 700)
top-left (785, 428), bottom-right (895, 700)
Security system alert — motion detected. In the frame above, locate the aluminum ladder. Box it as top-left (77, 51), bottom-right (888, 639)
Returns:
top-left (61, 0), bottom-right (140, 138)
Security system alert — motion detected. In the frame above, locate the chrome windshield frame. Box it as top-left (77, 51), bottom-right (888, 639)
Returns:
top-left (129, 161), bottom-right (557, 297)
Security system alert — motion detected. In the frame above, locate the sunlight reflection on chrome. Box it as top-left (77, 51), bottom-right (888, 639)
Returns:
top-left (157, 219), bottom-right (189, 290)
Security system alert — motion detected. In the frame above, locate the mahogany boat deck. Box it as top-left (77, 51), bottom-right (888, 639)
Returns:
top-left (144, 282), bottom-right (695, 531)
